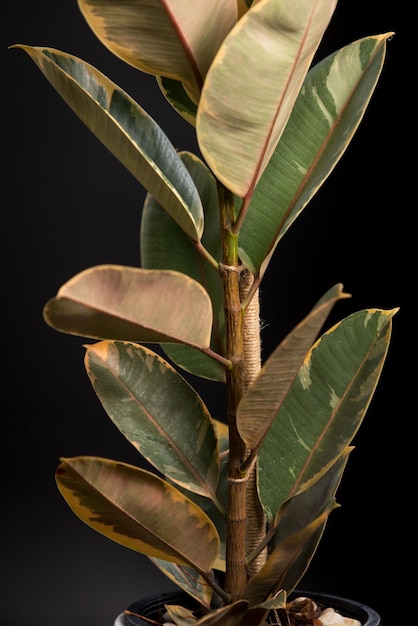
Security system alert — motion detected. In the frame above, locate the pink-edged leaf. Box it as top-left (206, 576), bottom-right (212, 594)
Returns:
top-left (44, 265), bottom-right (213, 348)
top-left (197, 0), bottom-right (337, 197)
top-left (77, 0), bottom-right (238, 103)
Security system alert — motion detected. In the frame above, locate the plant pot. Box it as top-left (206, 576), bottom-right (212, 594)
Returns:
top-left (113, 589), bottom-right (381, 625)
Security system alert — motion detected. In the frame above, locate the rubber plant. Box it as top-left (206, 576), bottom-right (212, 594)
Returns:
top-left (11, 1), bottom-right (395, 625)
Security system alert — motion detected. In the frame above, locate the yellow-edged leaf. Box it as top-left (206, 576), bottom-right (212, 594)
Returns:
top-left (197, 0), bottom-right (338, 197)
top-left (78, 0), bottom-right (238, 103)
top-left (56, 457), bottom-right (220, 572)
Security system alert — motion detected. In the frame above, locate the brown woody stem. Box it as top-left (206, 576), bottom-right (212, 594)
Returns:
top-left (218, 182), bottom-right (248, 600)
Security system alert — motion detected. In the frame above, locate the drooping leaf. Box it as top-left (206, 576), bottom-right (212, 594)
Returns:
top-left (197, 0), bottom-right (338, 197)
top-left (165, 420), bottom-right (229, 572)
top-left (85, 341), bottom-right (220, 499)
top-left (258, 308), bottom-right (398, 520)
top-left (246, 448), bottom-right (352, 608)
top-left (237, 284), bottom-right (350, 452)
top-left (12, 45), bottom-right (203, 240)
top-left (43, 265), bottom-right (214, 349)
top-left (56, 457), bottom-right (220, 572)
top-left (267, 448), bottom-right (351, 594)
top-left (244, 504), bottom-right (338, 605)
top-left (77, 0), bottom-right (238, 104)
top-left (149, 426), bottom-right (228, 604)
top-left (238, 33), bottom-right (394, 274)
top-left (141, 151), bottom-right (226, 381)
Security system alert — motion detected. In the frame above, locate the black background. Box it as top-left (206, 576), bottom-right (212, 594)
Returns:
top-left (3, 2), bottom-right (406, 625)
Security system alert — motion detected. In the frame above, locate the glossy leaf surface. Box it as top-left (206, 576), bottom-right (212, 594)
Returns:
top-left (258, 308), bottom-right (397, 520)
top-left (267, 448), bottom-right (351, 594)
top-left (237, 284), bottom-right (350, 451)
top-left (14, 45), bottom-right (203, 240)
top-left (238, 33), bottom-right (393, 274)
top-left (44, 265), bottom-right (213, 348)
top-left (77, 0), bottom-right (238, 104)
top-left (244, 504), bottom-right (337, 604)
top-left (56, 457), bottom-right (220, 571)
top-left (149, 427), bottom-right (228, 603)
top-left (157, 75), bottom-right (198, 125)
top-left (141, 151), bottom-right (226, 381)
top-left (197, 0), bottom-right (337, 197)
top-left (85, 341), bottom-right (220, 498)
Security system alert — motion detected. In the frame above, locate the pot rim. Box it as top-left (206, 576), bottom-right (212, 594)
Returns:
top-left (117, 588), bottom-right (381, 626)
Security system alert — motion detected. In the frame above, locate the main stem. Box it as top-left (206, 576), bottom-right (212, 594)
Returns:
top-left (218, 183), bottom-right (247, 599)
top-left (218, 183), bottom-right (264, 600)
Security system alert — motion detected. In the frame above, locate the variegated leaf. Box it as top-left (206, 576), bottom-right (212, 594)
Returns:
top-left (258, 308), bottom-right (397, 520)
top-left (77, 0), bottom-right (238, 104)
top-left (197, 0), bottom-right (337, 197)
top-left (238, 33), bottom-right (394, 275)
top-left (244, 504), bottom-right (337, 604)
top-left (12, 45), bottom-right (204, 240)
top-left (141, 151), bottom-right (226, 381)
top-left (268, 448), bottom-right (352, 594)
top-left (237, 284), bottom-right (350, 451)
top-left (85, 341), bottom-right (220, 498)
top-left (56, 457), bottom-right (220, 572)
top-left (43, 265), bottom-right (214, 349)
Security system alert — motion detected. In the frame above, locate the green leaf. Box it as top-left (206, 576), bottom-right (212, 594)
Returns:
top-left (197, 0), bottom-right (338, 197)
top-left (148, 424), bottom-right (229, 603)
top-left (156, 75), bottom-right (198, 125)
top-left (237, 284), bottom-right (350, 452)
top-left (77, 0), bottom-right (238, 104)
top-left (13, 45), bottom-right (203, 240)
top-left (56, 457), bottom-right (220, 572)
top-left (238, 33), bottom-right (393, 274)
top-left (85, 341), bottom-right (220, 499)
top-left (141, 151), bottom-right (226, 381)
top-left (258, 308), bottom-right (398, 520)
top-left (43, 265), bottom-right (213, 349)
top-left (244, 503), bottom-right (338, 604)
top-left (166, 421), bottom-right (229, 572)
top-left (268, 448), bottom-right (351, 594)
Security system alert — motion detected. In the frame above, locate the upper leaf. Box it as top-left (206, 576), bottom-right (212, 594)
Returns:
top-left (13, 45), bottom-right (204, 240)
top-left (238, 33), bottom-right (393, 274)
top-left (77, 0), bottom-right (238, 104)
top-left (43, 265), bottom-right (213, 348)
top-left (197, 0), bottom-right (338, 198)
